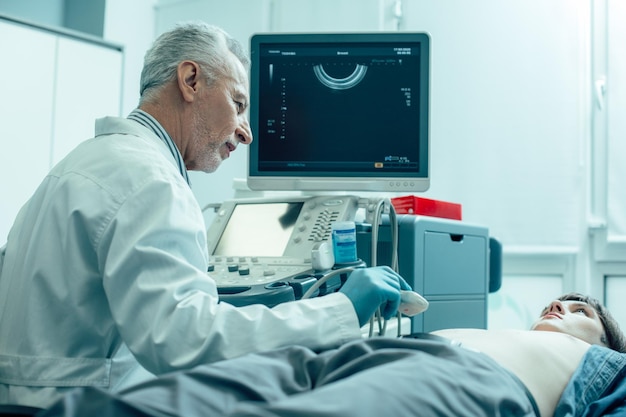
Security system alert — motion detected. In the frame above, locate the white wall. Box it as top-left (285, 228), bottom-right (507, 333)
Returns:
top-left (103, 0), bottom-right (157, 115)
top-left (402, 0), bottom-right (588, 247)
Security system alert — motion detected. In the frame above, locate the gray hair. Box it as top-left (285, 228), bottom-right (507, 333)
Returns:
top-left (139, 21), bottom-right (249, 104)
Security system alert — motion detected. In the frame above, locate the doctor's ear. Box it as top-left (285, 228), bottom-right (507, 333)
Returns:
top-left (177, 60), bottom-right (201, 102)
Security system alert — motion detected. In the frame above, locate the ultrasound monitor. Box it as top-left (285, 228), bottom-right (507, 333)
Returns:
top-left (247, 32), bottom-right (430, 193)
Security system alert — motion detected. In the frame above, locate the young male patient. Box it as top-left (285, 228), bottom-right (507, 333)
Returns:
top-left (433, 292), bottom-right (626, 417)
top-left (38, 293), bottom-right (626, 417)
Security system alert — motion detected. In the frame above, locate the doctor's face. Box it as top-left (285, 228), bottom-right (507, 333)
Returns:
top-left (186, 52), bottom-right (253, 173)
top-left (531, 299), bottom-right (607, 347)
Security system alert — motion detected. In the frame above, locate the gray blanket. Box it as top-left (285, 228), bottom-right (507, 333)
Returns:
top-left (40, 336), bottom-right (538, 417)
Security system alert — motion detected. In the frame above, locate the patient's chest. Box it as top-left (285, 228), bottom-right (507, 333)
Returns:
top-left (432, 329), bottom-right (590, 417)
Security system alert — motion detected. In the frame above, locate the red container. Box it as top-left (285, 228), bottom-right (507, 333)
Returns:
top-left (390, 196), bottom-right (462, 220)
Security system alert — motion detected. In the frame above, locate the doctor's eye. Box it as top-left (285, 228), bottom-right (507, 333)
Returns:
top-left (234, 100), bottom-right (245, 114)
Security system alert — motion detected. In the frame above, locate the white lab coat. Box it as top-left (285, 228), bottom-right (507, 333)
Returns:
top-left (0, 116), bottom-right (361, 408)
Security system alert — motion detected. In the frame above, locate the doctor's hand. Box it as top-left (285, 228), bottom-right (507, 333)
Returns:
top-left (339, 266), bottom-right (411, 327)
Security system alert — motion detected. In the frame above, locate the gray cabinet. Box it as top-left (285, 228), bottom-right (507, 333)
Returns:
top-left (357, 215), bottom-right (490, 332)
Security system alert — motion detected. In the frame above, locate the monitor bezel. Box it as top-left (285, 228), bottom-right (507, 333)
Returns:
top-left (247, 31), bottom-right (431, 193)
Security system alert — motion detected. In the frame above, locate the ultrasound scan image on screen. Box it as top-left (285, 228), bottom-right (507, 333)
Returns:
top-left (248, 32), bottom-right (430, 193)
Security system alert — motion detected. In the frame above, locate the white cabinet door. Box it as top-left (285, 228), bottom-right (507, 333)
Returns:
top-left (0, 19), bottom-right (123, 244)
top-left (0, 20), bottom-right (56, 242)
top-left (52, 37), bottom-right (123, 165)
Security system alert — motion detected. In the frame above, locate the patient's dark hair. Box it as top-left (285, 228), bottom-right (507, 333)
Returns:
top-left (558, 292), bottom-right (626, 353)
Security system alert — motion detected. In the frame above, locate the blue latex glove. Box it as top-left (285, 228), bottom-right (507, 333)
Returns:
top-left (339, 266), bottom-right (411, 327)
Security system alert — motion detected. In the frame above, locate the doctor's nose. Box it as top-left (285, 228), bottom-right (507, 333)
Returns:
top-left (235, 117), bottom-right (253, 145)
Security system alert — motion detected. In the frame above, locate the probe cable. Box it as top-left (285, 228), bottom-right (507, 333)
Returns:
top-left (301, 199), bottom-right (404, 338)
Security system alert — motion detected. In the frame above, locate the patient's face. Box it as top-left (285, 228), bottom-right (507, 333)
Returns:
top-left (531, 300), bottom-right (606, 347)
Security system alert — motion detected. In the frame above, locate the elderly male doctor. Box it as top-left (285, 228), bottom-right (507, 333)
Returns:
top-left (0, 22), bottom-right (410, 409)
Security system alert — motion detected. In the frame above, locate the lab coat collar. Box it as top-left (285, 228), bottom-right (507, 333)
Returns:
top-left (126, 109), bottom-right (191, 186)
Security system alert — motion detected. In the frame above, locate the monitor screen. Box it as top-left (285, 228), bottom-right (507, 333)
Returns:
top-left (247, 32), bottom-right (430, 193)
top-left (213, 201), bottom-right (303, 257)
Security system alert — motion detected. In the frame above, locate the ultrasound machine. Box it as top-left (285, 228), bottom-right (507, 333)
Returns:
top-left (205, 32), bottom-right (494, 333)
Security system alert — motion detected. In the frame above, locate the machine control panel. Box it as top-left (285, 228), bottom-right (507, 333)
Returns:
top-left (208, 255), bottom-right (312, 287)
top-left (205, 195), bottom-right (361, 306)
